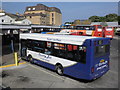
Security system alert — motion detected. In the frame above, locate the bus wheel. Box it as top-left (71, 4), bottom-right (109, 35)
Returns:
top-left (56, 65), bottom-right (63, 75)
top-left (27, 55), bottom-right (34, 64)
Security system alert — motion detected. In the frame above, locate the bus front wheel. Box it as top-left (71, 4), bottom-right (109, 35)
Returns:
top-left (55, 64), bottom-right (63, 75)
top-left (27, 55), bottom-right (34, 64)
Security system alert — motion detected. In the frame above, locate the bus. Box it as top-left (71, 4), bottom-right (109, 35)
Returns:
top-left (57, 25), bottom-right (104, 37)
top-left (20, 33), bottom-right (111, 80)
top-left (103, 26), bottom-right (114, 39)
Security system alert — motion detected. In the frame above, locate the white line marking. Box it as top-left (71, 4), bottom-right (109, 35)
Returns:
top-left (27, 63), bottom-right (65, 81)
top-left (26, 62), bottom-right (94, 88)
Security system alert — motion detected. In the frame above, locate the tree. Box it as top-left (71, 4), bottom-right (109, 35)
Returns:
top-left (73, 19), bottom-right (81, 25)
top-left (89, 13), bottom-right (118, 22)
top-left (105, 13), bottom-right (118, 22)
top-left (82, 20), bottom-right (91, 25)
top-left (99, 17), bottom-right (106, 22)
top-left (89, 16), bottom-right (100, 22)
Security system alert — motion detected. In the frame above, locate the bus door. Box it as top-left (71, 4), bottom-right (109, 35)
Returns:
top-left (104, 26), bottom-right (114, 38)
top-left (92, 25), bottom-right (103, 37)
top-left (20, 39), bottom-right (27, 59)
top-left (91, 39), bottom-right (110, 79)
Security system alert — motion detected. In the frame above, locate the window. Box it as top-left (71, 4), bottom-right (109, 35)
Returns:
top-left (33, 8), bottom-right (35, 10)
top-left (28, 8), bottom-right (31, 10)
top-left (10, 20), bottom-right (12, 23)
top-left (44, 42), bottom-right (53, 55)
top-left (2, 19), bottom-right (4, 22)
top-left (106, 27), bottom-right (112, 31)
top-left (76, 26), bottom-right (85, 30)
top-left (66, 45), bottom-right (86, 63)
top-left (27, 40), bottom-right (45, 53)
top-left (27, 40), bottom-right (86, 64)
top-left (52, 18), bottom-right (54, 25)
top-left (52, 18), bottom-right (54, 22)
top-left (52, 43), bottom-right (86, 64)
top-left (52, 43), bottom-right (66, 58)
top-left (94, 45), bottom-right (110, 58)
top-left (52, 13), bottom-right (54, 17)
top-left (98, 26), bottom-right (102, 29)
top-left (90, 26), bottom-right (95, 30)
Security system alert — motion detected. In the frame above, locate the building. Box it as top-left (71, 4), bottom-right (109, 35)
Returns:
top-left (0, 15), bottom-right (15, 24)
top-left (24, 4), bottom-right (62, 26)
top-left (0, 9), bottom-right (31, 25)
top-left (15, 18), bottom-right (31, 25)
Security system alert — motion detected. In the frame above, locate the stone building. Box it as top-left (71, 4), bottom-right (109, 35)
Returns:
top-left (24, 4), bottom-right (62, 26)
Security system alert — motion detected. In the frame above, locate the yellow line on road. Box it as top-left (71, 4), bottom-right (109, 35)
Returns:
top-left (0, 62), bottom-right (26, 68)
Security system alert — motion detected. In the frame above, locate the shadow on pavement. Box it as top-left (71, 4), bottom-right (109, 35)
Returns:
top-left (2, 43), bottom-right (19, 66)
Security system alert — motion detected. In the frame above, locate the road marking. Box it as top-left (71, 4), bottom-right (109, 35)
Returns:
top-left (27, 63), bottom-right (65, 81)
top-left (109, 70), bottom-right (118, 74)
top-left (26, 62), bottom-right (94, 88)
top-left (0, 62), bottom-right (26, 68)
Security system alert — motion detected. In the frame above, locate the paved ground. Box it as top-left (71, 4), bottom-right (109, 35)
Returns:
top-left (1, 35), bottom-right (119, 89)
top-left (1, 43), bottom-right (19, 65)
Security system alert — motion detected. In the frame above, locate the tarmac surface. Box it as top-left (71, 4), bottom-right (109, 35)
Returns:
top-left (1, 35), bottom-right (119, 89)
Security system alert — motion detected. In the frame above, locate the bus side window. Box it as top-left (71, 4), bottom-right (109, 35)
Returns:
top-left (52, 43), bottom-right (66, 58)
top-left (66, 45), bottom-right (78, 61)
top-left (44, 42), bottom-right (53, 55)
top-left (36, 41), bottom-right (44, 53)
top-left (66, 45), bottom-right (86, 64)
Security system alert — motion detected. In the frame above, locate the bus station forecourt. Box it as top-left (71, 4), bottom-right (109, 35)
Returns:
top-left (1, 32), bottom-right (119, 88)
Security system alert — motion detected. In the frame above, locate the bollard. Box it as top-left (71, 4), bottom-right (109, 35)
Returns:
top-left (14, 52), bottom-right (18, 66)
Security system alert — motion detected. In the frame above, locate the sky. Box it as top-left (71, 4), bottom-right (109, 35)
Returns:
top-left (2, 2), bottom-right (118, 24)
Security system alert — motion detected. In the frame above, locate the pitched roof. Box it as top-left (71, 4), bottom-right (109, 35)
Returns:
top-left (5, 13), bottom-right (19, 19)
top-left (5, 12), bottom-right (25, 21)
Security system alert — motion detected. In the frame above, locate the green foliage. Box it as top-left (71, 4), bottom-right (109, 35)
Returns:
top-left (74, 19), bottom-right (81, 25)
top-left (89, 13), bottom-right (118, 22)
top-left (89, 16), bottom-right (100, 22)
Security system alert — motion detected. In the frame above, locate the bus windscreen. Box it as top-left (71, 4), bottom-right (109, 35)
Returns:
top-left (76, 26), bottom-right (95, 30)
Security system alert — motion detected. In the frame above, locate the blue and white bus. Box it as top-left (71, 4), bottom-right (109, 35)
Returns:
top-left (20, 33), bottom-right (111, 80)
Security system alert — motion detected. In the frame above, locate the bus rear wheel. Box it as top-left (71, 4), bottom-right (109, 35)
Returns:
top-left (56, 65), bottom-right (63, 75)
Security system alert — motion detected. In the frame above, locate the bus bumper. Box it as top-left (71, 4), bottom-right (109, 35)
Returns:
top-left (89, 68), bottom-right (109, 80)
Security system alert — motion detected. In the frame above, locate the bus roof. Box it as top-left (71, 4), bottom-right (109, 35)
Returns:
top-left (20, 33), bottom-right (100, 45)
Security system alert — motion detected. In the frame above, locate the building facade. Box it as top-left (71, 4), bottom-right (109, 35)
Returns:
top-left (24, 4), bottom-right (62, 26)
top-left (0, 15), bottom-right (15, 24)
top-left (0, 9), bottom-right (31, 25)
